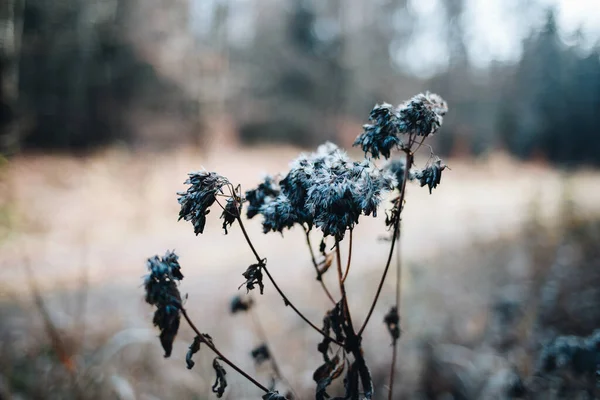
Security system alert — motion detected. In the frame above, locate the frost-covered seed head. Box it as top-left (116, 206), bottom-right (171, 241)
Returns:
top-left (178, 171), bottom-right (230, 235)
top-left (353, 92), bottom-right (447, 159)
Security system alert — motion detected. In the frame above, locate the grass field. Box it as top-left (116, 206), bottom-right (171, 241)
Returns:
top-left (1, 146), bottom-right (599, 398)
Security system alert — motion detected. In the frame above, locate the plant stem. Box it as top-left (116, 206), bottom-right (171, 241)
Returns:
top-left (180, 307), bottom-right (270, 394)
top-left (305, 230), bottom-right (336, 304)
top-left (358, 151), bottom-right (413, 337)
top-left (336, 241), bottom-right (355, 333)
top-left (342, 229), bottom-right (353, 283)
top-left (235, 214), bottom-right (263, 264)
top-left (388, 233), bottom-right (402, 400)
top-left (236, 216), bottom-right (342, 346)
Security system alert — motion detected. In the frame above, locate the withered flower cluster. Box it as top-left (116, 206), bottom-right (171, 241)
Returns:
top-left (144, 91), bottom-right (450, 400)
top-left (354, 92), bottom-right (448, 159)
top-left (178, 171), bottom-right (231, 235)
top-left (246, 142), bottom-right (395, 241)
top-left (384, 157), bottom-right (447, 194)
top-left (414, 159), bottom-right (446, 194)
top-left (143, 250), bottom-right (183, 357)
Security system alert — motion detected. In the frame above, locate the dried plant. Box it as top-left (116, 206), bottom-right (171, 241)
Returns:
top-left (143, 92), bottom-right (449, 399)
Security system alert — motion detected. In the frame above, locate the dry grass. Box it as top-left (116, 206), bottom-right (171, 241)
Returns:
top-left (1, 146), bottom-right (599, 399)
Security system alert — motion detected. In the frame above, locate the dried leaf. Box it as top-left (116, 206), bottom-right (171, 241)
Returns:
top-left (212, 358), bottom-right (227, 398)
top-left (186, 336), bottom-right (201, 369)
top-left (313, 355), bottom-right (344, 400)
top-left (239, 262), bottom-right (265, 294)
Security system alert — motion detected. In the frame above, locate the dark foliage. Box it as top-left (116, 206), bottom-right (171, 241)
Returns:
top-left (186, 336), bottom-right (202, 370)
top-left (313, 355), bottom-right (344, 400)
top-left (212, 358), bottom-right (228, 398)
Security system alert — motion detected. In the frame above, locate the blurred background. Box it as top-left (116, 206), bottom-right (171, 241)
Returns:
top-left (1, 0), bottom-right (600, 398)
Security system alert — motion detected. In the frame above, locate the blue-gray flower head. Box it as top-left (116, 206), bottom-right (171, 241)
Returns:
top-left (260, 193), bottom-right (302, 234)
top-left (144, 250), bottom-right (183, 357)
top-left (384, 159), bottom-right (408, 189)
top-left (538, 329), bottom-right (600, 377)
top-left (178, 171), bottom-right (230, 235)
top-left (353, 92), bottom-right (448, 159)
top-left (414, 159), bottom-right (446, 194)
top-left (220, 197), bottom-right (241, 235)
top-left (396, 92), bottom-right (447, 138)
top-left (245, 175), bottom-right (280, 219)
top-left (306, 158), bottom-right (395, 240)
top-left (353, 103), bottom-right (402, 159)
top-left (250, 143), bottom-right (394, 240)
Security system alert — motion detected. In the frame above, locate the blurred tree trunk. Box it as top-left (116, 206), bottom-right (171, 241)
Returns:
top-left (0, 0), bottom-right (24, 154)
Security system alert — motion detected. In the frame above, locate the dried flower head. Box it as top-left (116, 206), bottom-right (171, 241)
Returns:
top-left (249, 142), bottom-right (395, 240)
top-left (414, 159), bottom-right (446, 194)
top-left (353, 92), bottom-right (447, 159)
top-left (538, 329), bottom-right (600, 377)
top-left (259, 193), bottom-right (303, 234)
top-left (396, 92), bottom-right (448, 138)
top-left (383, 306), bottom-right (400, 340)
top-left (178, 171), bottom-right (230, 235)
top-left (221, 197), bottom-right (241, 234)
top-left (246, 175), bottom-right (281, 219)
top-left (251, 344), bottom-right (271, 366)
top-left (353, 103), bottom-right (403, 159)
top-left (143, 250), bottom-right (183, 357)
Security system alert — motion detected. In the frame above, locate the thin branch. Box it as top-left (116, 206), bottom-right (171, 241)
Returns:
top-left (235, 215), bottom-right (343, 346)
top-left (342, 229), bottom-right (353, 283)
top-left (358, 151), bottom-right (413, 337)
top-left (179, 307), bottom-right (270, 394)
top-left (388, 341), bottom-right (399, 400)
top-left (305, 229), bottom-right (336, 304)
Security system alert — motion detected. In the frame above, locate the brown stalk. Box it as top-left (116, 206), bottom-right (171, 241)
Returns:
top-left (358, 151), bottom-right (413, 337)
top-left (235, 214), bottom-right (343, 346)
top-left (335, 241), bottom-right (355, 333)
top-left (342, 229), bottom-right (353, 283)
top-left (305, 229), bottom-right (336, 304)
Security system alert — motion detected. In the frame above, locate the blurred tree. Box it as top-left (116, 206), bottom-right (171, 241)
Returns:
top-left (0, 0), bottom-right (24, 154)
top-left (499, 10), bottom-right (600, 166)
top-left (2, 0), bottom-right (199, 152)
